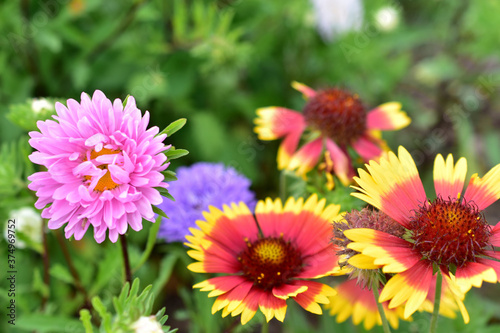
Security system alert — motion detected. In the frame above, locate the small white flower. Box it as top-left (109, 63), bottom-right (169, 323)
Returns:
top-left (4, 207), bottom-right (43, 249)
top-left (130, 316), bottom-right (163, 333)
top-left (31, 98), bottom-right (53, 113)
top-left (310, 0), bottom-right (364, 42)
top-left (374, 6), bottom-right (400, 32)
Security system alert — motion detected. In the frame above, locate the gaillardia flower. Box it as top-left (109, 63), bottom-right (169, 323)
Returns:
top-left (326, 279), bottom-right (407, 330)
top-left (28, 91), bottom-right (170, 243)
top-left (344, 146), bottom-right (500, 320)
top-left (185, 194), bottom-right (342, 324)
top-left (333, 208), bottom-right (406, 288)
top-left (254, 81), bottom-right (410, 185)
top-left (157, 162), bottom-right (256, 243)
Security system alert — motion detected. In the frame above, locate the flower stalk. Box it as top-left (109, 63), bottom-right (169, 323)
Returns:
top-left (429, 270), bottom-right (443, 333)
top-left (120, 234), bottom-right (132, 284)
top-left (372, 280), bottom-right (391, 333)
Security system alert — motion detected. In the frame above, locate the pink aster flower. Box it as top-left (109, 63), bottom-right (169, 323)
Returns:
top-left (254, 82), bottom-right (410, 186)
top-left (28, 90), bottom-right (170, 243)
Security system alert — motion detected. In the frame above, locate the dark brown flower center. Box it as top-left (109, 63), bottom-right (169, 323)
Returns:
top-left (409, 197), bottom-right (491, 268)
top-left (84, 148), bottom-right (121, 192)
top-left (303, 88), bottom-right (366, 145)
top-left (238, 237), bottom-right (303, 290)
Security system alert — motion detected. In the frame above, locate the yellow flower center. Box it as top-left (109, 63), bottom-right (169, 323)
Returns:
top-left (238, 237), bottom-right (303, 290)
top-left (409, 197), bottom-right (491, 268)
top-left (84, 148), bottom-right (121, 192)
top-left (253, 239), bottom-right (287, 265)
top-left (303, 88), bottom-right (366, 145)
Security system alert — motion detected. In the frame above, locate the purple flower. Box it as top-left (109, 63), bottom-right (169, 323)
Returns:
top-left (28, 90), bottom-right (170, 243)
top-left (157, 162), bottom-right (256, 243)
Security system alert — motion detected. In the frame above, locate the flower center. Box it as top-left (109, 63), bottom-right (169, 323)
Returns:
top-left (334, 208), bottom-right (406, 268)
top-left (303, 88), bottom-right (366, 145)
top-left (409, 197), bottom-right (491, 268)
top-left (84, 148), bottom-right (121, 192)
top-left (238, 237), bottom-right (303, 290)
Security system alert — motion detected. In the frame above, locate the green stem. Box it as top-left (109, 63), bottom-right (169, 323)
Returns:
top-left (120, 234), bottom-right (132, 284)
top-left (279, 170), bottom-right (286, 201)
top-left (372, 280), bottom-right (391, 333)
top-left (429, 270), bottom-right (443, 333)
top-left (132, 216), bottom-right (161, 273)
top-left (261, 320), bottom-right (269, 333)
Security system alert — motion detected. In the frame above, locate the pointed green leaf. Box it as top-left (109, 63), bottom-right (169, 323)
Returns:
top-left (137, 285), bottom-right (153, 306)
top-left (153, 205), bottom-right (168, 218)
top-left (161, 170), bottom-right (178, 182)
top-left (156, 308), bottom-right (167, 324)
top-left (159, 118), bottom-right (187, 137)
top-left (165, 148), bottom-right (189, 160)
top-left (129, 278), bottom-right (141, 302)
top-left (117, 281), bottom-right (131, 306)
top-left (122, 94), bottom-right (130, 107)
top-left (156, 186), bottom-right (172, 198)
top-left (162, 190), bottom-right (175, 202)
top-left (144, 293), bottom-right (155, 314)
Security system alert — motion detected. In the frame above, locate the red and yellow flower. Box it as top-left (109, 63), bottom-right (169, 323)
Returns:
top-left (326, 279), bottom-right (407, 330)
top-left (185, 195), bottom-right (343, 324)
top-left (344, 146), bottom-right (500, 321)
top-left (254, 82), bottom-right (410, 186)
top-left (326, 276), bottom-right (466, 330)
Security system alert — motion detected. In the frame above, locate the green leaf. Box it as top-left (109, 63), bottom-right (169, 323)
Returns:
top-left (162, 190), bottom-right (175, 202)
top-left (91, 297), bottom-right (112, 332)
top-left (49, 263), bottom-right (74, 284)
top-left (161, 170), bottom-right (178, 181)
top-left (156, 186), bottom-right (169, 196)
top-left (133, 215), bottom-right (162, 273)
top-left (117, 281), bottom-right (131, 306)
top-left (159, 118), bottom-right (187, 137)
top-left (122, 94), bottom-right (131, 107)
top-left (137, 285), bottom-right (154, 305)
top-left (129, 279), bottom-right (141, 301)
top-left (79, 309), bottom-right (94, 333)
top-left (156, 308), bottom-right (167, 324)
top-left (165, 148), bottom-right (189, 160)
top-left (153, 205), bottom-right (168, 218)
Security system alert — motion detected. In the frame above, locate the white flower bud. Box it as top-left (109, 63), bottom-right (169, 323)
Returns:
top-left (130, 316), bottom-right (163, 333)
top-left (5, 207), bottom-right (43, 249)
top-left (374, 6), bottom-right (400, 32)
top-left (310, 0), bottom-right (364, 42)
top-left (31, 98), bottom-right (53, 113)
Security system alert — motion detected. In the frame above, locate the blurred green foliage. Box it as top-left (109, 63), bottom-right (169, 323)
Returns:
top-left (1, 0), bottom-right (500, 193)
top-left (2, 0), bottom-right (500, 332)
